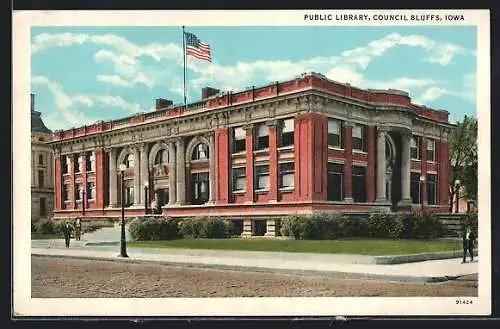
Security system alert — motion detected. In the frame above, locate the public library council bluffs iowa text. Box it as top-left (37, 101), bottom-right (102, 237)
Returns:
top-left (45, 71), bottom-right (454, 237)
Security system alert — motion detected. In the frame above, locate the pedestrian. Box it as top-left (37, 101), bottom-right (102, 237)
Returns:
top-left (62, 220), bottom-right (73, 248)
top-left (75, 218), bottom-right (82, 241)
top-left (462, 225), bottom-right (476, 263)
top-left (151, 198), bottom-right (157, 215)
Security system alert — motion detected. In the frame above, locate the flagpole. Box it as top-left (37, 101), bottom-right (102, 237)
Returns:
top-left (182, 26), bottom-right (186, 110)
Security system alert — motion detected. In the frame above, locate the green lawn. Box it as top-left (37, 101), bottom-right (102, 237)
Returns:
top-left (128, 238), bottom-right (462, 256)
top-left (31, 233), bottom-right (60, 240)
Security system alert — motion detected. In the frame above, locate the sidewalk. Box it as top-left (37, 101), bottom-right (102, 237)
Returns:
top-left (31, 243), bottom-right (479, 283)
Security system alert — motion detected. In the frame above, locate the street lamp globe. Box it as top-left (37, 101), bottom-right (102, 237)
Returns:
top-left (420, 175), bottom-right (425, 182)
top-left (454, 179), bottom-right (461, 187)
top-left (144, 181), bottom-right (149, 187)
top-left (119, 163), bottom-right (127, 172)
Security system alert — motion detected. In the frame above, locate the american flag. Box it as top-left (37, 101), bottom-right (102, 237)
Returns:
top-left (185, 32), bottom-right (211, 62)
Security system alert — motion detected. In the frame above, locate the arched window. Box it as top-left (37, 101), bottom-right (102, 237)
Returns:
top-left (155, 149), bottom-right (169, 165)
top-left (125, 153), bottom-right (135, 168)
top-left (192, 143), bottom-right (209, 160)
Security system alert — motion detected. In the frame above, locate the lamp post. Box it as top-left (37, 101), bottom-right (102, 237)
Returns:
top-left (144, 181), bottom-right (149, 215)
top-left (82, 190), bottom-right (86, 217)
top-left (454, 179), bottom-right (461, 213)
top-left (118, 163), bottom-right (128, 258)
top-left (419, 175), bottom-right (426, 212)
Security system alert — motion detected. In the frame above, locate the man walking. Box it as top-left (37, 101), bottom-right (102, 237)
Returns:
top-left (462, 226), bottom-right (476, 263)
top-left (62, 221), bottom-right (73, 248)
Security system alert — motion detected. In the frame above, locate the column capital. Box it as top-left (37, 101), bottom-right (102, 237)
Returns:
top-left (377, 126), bottom-right (390, 136)
top-left (400, 128), bottom-right (412, 138)
top-left (266, 119), bottom-right (278, 127)
top-left (344, 121), bottom-right (355, 128)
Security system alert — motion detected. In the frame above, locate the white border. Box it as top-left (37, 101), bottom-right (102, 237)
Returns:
top-left (13, 9), bottom-right (491, 317)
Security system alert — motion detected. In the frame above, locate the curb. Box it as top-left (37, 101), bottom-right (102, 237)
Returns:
top-left (31, 252), bottom-right (453, 284)
top-left (373, 250), bottom-right (479, 264)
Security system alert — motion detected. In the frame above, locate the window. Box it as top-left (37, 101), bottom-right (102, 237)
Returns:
top-left (192, 172), bottom-right (209, 204)
top-left (38, 154), bottom-right (44, 166)
top-left (232, 167), bottom-right (246, 191)
top-left (352, 166), bottom-right (366, 202)
top-left (255, 165), bottom-right (270, 190)
top-left (255, 123), bottom-right (269, 150)
top-left (192, 143), bottom-right (209, 160)
top-left (410, 136), bottom-right (420, 160)
top-left (40, 197), bottom-right (46, 217)
top-left (328, 119), bottom-right (342, 148)
top-left (125, 154), bottom-right (135, 168)
top-left (77, 155), bottom-right (84, 173)
top-left (155, 149), bottom-right (169, 165)
top-left (279, 162), bottom-right (295, 188)
top-left (63, 184), bottom-right (70, 202)
top-left (410, 172), bottom-right (421, 204)
top-left (87, 182), bottom-right (96, 200)
top-left (279, 118), bottom-right (294, 147)
top-left (75, 183), bottom-right (83, 201)
top-left (232, 127), bottom-right (246, 153)
top-left (38, 170), bottom-right (44, 188)
top-left (86, 152), bottom-right (95, 171)
top-left (427, 174), bottom-right (437, 205)
top-left (352, 124), bottom-right (366, 151)
top-left (64, 156), bottom-right (70, 174)
top-left (125, 186), bottom-right (134, 206)
top-left (327, 163), bottom-right (343, 201)
top-left (426, 139), bottom-right (436, 162)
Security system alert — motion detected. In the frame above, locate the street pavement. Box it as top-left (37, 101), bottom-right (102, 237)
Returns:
top-left (31, 226), bottom-right (479, 283)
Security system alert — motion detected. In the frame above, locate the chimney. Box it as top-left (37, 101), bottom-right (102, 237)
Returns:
top-left (202, 87), bottom-right (220, 100)
top-left (31, 93), bottom-right (35, 112)
top-left (155, 98), bottom-right (173, 110)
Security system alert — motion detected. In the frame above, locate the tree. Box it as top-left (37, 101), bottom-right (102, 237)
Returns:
top-left (449, 115), bottom-right (478, 211)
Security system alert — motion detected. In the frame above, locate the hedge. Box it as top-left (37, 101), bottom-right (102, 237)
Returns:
top-left (128, 216), bottom-right (181, 241)
top-left (461, 212), bottom-right (478, 236)
top-left (179, 216), bottom-right (233, 238)
top-left (281, 212), bottom-right (445, 240)
top-left (34, 218), bottom-right (69, 235)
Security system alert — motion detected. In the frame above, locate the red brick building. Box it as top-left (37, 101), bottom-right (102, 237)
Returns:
top-left (49, 72), bottom-right (453, 236)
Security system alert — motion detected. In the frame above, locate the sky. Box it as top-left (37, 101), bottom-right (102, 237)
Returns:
top-left (30, 26), bottom-right (477, 131)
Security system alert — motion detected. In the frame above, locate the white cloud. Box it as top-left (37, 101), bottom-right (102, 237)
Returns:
top-left (419, 87), bottom-right (446, 102)
top-left (32, 75), bottom-right (142, 129)
top-left (96, 74), bottom-right (132, 87)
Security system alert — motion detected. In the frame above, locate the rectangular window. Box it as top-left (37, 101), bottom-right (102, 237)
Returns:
top-left (86, 152), bottom-right (95, 171)
top-left (125, 186), bottom-right (134, 206)
top-left (87, 182), bottom-right (96, 200)
top-left (38, 170), bottom-right (44, 188)
top-left (352, 165), bottom-right (366, 202)
top-left (63, 156), bottom-right (70, 174)
top-left (427, 174), bottom-right (437, 205)
top-left (232, 127), bottom-right (246, 154)
top-left (279, 118), bottom-right (294, 147)
top-left (279, 162), bottom-right (295, 188)
top-left (63, 184), bottom-right (70, 202)
top-left (232, 167), bottom-right (246, 191)
top-left (427, 139), bottom-right (436, 162)
top-left (40, 197), bottom-right (46, 217)
top-left (192, 172), bottom-right (209, 204)
top-left (352, 124), bottom-right (366, 151)
top-left (328, 119), bottom-right (342, 148)
top-left (75, 183), bottom-right (83, 201)
top-left (410, 172), bottom-right (421, 204)
top-left (255, 165), bottom-right (270, 190)
top-left (327, 163), bottom-right (343, 201)
top-left (411, 136), bottom-right (420, 160)
top-left (255, 123), bottom-right (269, 150)
top-left (38, 154), bottom-right (44, 166)
top-left (76, 155), bottom-right (84, 173)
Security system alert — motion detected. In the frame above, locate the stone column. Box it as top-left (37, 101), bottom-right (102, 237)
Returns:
top-left (264, 218), bottom-right (277, 237)
top-left (168, 141), bottom-right (177, 205)
top-left (241, 218), bottom-right (252, 237)
top-left (399, 130), bottom-right (412, 207)
top-left (375, 127), bottom-right (387, 203)
top-left (244, 124), bottom-right (254, 204)
top-left (140, 143), bottom-right (149, 204)
top-left (208, 132), bottom-right (216, 204)
top-left (176, 138), bottom-right (186, 204)
top-left (133, 147), bottom-right (141, 206)
top-left (108, 148), bottom-right (118, 207)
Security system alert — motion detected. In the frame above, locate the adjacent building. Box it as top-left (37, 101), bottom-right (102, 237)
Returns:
top-left (31, 94), bottom-right (54, 223)
top-left (48, 72), bottom-right (454, 236)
